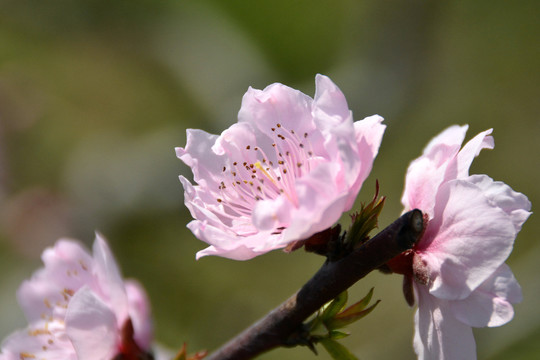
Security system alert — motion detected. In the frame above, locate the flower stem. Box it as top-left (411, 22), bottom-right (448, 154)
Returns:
top-left (205, 209), bottom-right (424, 360)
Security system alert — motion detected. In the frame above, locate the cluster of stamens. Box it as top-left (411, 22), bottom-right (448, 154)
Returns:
top-left (215, 123), bottom-right (316, 221)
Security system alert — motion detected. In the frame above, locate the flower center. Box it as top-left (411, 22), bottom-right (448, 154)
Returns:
top-left (215, 122), bottom-right (316, 217)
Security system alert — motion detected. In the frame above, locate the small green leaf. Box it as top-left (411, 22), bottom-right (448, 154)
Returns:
top-left (321, 291), bottom-right (348, 321)
top-left (338, 288), bottom-right (374, 317)
top-left (329, 329), bottom-right (350, 340)
top-left (345, 182), bottom-right (386, 248)
top-left (327, 300), bottom-right (381, 329)
top-left (319, 338), bottom-right (359, 360)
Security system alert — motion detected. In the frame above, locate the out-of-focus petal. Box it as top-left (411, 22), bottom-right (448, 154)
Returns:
top-left (125, 280), bottom-right (153, 350)
top-left (16, 239), bottom-right (93, 323)
top-left (65, 287), bottom-right (119, 360)
top-left (2, 236), bottom-right (155, 359)
top-left (0, 325), bottom-right (75, 360)
top-left (93, 233), bottom-right (128, 327)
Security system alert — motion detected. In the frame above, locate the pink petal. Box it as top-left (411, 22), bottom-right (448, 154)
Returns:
top-left (449, 264), bottom-right (522, 327)
top-left (281, 162), bottom-right (350, 244)
top-left (191, 221), bottom-right (282, 260)
top-left (16, 239), bottom-right (94, 323)
top-left (65, 286), bottom-right (120, 360)
top-left (180, 176), bottom-right (238, 231)
top-left (175, 129), bottom-right (224, 188)
top-left (196, 243), bottom-right (264, 261)
top-left (92, 234), bottom-right (129, 327)
top-left (213, 123), bottom-right (258, 162)
top-left (0, 325), bottom-right (76, 360)
top-left (312, 74), bottom-right (352, 129)
top-left (455, 129), bottom-right (494, 179)
top-left (467, 175), bottom-right (531, 233)
top-left (414, 285), bottom-right (476, 360)
top-left (421, 179), bottom-right (517, 300)
top-left (402, 125), bottom-right (468, 217)
top-left (125, 280), bottom-right (153, 350)
top-left (347, 115), bottom-right (385, 208)
top-left (252, 197), bottom-right (291, 231)
top-left (238, 82), bottom-right (315, 137)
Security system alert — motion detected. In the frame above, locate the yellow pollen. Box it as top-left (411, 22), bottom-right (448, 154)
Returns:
top-left (254, 162), bottom-right (277, 187)
top-left (28, 329), bottom-right (51, 336)
top-left (19, 353), bottom-right (36, 359)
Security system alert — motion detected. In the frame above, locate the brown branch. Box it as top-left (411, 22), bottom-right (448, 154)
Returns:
top-left (205, 209), bottom-right (424, 360)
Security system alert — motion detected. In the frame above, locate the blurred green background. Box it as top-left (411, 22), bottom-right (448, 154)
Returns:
top-left (0, 0), bottom-right (538, 359)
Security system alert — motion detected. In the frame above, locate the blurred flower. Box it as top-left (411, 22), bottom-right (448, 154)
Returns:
top-left (177, 74), bottom-right (385, 260)
top-left (388, 125), bottom-right (531, 360)
top-left (0, 234), bottom-right (154, 360)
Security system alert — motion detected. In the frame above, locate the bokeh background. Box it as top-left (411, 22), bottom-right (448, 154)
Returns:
top-left (1, 0), bottom-right (538, 359)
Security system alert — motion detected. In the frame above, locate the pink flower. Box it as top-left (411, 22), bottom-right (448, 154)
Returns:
top-left (388, 125), bottom-right (531, 359)
top-left (0, 234), bottom-right (154, 360)
top-left (176, 74), bottom-right (386, 260)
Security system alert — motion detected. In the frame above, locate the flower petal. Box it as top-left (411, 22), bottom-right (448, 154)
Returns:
top-left (449, 264), bottom-right (522, 327)
top-left (467, 175), bottom-right (531, 233)
top-left (401, 125), bottom-right (468, 217)
top-left (347, 115), bottom-right (385, 208)
top-left (92, 234), bottom-right (129, 328)
top-left (238, 82), bottom-right (315, 137)
top-left (414, 285), bottom-right (476, 360)
top-left (281, 162), bottom-right (349, 243)
top-left (125, 280), bottom-right (153, 350)
top-left (0, 324), bottom-right (75, 360)
top-left (176, 129), bottom-right (224, 188)
top-left (421, 179), bottom-right (517, 300)
top-left (65, 286), bottom-right (119, 360)
top-left (16, 239), bottom-right (94, 323)
top-left (312, 74), bottom-right (352, 129)
top-left (456, 129), bottom-right (494, 179)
